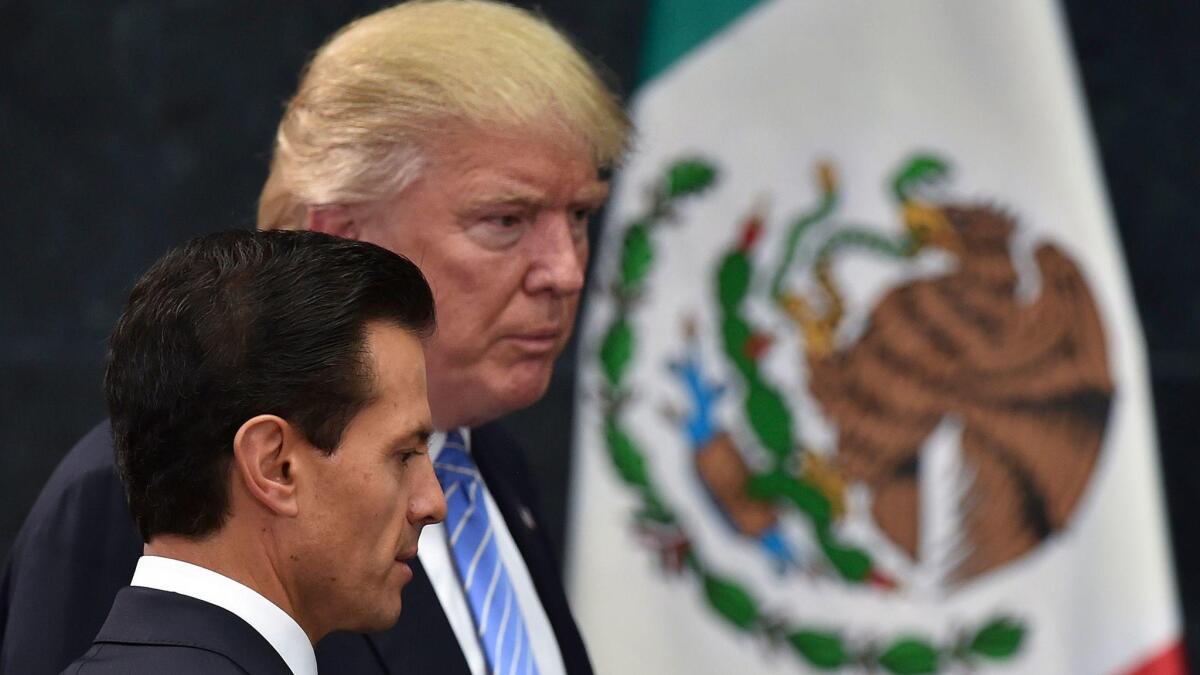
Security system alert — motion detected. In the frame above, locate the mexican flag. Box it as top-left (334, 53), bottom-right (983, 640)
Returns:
top-left (567, 1), bottom-right (1186, 673)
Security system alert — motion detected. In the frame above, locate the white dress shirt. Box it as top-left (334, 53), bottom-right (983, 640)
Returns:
top-left (131, 555), bottom-right (317, 675)
top-left (419, 428), bottom-right (566, 675)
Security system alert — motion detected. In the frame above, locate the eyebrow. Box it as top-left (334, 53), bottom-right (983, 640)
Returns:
top-left (458, 180), bottom-right (611, 214)
top-left (459, 189), bottom-right (543, 213)
top-left (575, 182), bottom-right (610, 206)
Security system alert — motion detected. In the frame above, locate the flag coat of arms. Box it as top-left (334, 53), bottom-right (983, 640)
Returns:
top-left (567, 2), bottom-right (1185, 673)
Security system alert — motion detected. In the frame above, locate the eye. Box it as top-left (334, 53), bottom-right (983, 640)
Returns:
top-left (483, 210), bottom-right (530, 229)
top-left (464, 209), bottom-right (531, 250)
top-left (395, 449), bottom-right (421, 466)
top-left (569, 207), bottom-right (594, 238)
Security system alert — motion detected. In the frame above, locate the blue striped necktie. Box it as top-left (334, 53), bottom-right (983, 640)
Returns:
top-left (435, 430), bottom-right (540, 675)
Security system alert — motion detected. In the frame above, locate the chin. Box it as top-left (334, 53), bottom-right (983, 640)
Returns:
top-left (442, 359), bottom-right (556, 427)
top-left (346, 605), bottom-right (403, 634)
top-left (498, 366), bottom-right (554, 410)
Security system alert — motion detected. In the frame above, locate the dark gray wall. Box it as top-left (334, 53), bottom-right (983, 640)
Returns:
top-left (1, 0), bottom-right (1196, 661)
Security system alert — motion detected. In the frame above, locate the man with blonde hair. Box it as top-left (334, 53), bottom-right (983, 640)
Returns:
top-left (0, 2), bottom-right (629, 673)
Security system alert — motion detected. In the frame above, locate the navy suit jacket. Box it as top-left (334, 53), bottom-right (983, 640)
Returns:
top-left (61, 586), bottom-right (293, 674)
top-left (0, 421), bottom-right (592, 675)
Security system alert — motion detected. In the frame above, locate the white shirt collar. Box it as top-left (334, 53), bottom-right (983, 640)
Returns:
top-left (131, 555), bottom-right (317, 675)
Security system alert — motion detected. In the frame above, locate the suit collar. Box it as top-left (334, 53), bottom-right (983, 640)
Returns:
top-left (130, 556), bottom-right (316, 675)
top-left (97, 586), bottom-right (293, 675)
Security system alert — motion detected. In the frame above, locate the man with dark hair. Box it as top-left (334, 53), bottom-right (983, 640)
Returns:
top-left (62, 230), bottom-right (445, 673)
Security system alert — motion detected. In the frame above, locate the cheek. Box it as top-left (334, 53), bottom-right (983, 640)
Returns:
top-left (578, 237), bottom-right (590, 265)
top-left (428, 278), bottom-right (519, 353)
top-left (565, 291), bottom-right (582, 318)
top-left (317, 474), bottom-right (390, 536)
top-left (337, 485), bottom-right (406, 570)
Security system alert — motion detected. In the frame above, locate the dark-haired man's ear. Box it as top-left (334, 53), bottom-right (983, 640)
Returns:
top-left (305, 204), bottom-right (361, 240)
top-left (233, 415), bottom-right (300, 518)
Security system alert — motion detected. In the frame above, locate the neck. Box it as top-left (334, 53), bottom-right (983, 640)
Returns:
top-left (145, 530), bottom-right (321, 644)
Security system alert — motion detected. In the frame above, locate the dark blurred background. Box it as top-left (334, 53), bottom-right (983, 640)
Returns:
top-left (1, 0), bottom-right (1196, 661)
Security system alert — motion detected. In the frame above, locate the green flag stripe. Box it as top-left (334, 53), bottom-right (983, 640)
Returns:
top-left (638, 0), bottom-right (765, 84)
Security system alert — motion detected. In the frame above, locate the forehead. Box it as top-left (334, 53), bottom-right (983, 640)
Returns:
top-left (422, 124), bottom-right (604, 194)
top-left (363, 323), bottom-right (426, 396)
top-left (354, 323), bottom-right (430, 438)
top-left (330, 322), bottom-right (431, 456)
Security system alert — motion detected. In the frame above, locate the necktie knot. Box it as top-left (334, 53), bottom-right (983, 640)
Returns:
top-left (435, 430), bottom-right (479, 492)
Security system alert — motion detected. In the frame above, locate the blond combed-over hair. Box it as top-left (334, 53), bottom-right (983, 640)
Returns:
top-left (259, 0), bottom-right (631, 231)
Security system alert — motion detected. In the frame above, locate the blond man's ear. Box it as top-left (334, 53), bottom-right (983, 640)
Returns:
top-left (305, 204), bottom-right (360, 240)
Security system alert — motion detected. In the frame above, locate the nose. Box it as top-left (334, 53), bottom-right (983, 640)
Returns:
top-left (523, 213), bottom-right (586, 297)
top-left (411, 461), bottom-right (447, 527)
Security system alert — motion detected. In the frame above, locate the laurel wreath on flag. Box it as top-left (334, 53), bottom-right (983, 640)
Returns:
top-left (595, 158), bottom-right (1025, 672)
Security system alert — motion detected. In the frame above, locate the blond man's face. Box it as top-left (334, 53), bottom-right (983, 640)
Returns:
top-left (359, 128), bottom-right (608, 429)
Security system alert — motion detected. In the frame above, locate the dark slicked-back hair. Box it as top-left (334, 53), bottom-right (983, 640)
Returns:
top-left (105, 230), bottom-right (435, 542)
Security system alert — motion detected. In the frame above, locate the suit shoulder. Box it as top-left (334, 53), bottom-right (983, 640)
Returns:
top-left (43, 420), bottom-right (118, 489)
top-left (23, 420), bottom-right (120, 525)
top-left (13, 420), bottom-right (125, 544)
top-left (63, 642), bottom-right (253, 674)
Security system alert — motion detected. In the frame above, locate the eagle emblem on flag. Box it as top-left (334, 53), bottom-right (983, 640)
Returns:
top-left (593, 155), bottom-right (1113, 672)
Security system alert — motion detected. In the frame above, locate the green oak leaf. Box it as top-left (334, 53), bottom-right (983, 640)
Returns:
top-left (745, 381), bottom-right (792, 458)
top-left (604, 421), bottom-right (648, 488)
top-left (703, 574), bottom-right (758, 630)
top-left (788, 630), bottom-right (847, 670)
top-left (969, 617), bottom-right (1025, 659)
top-left (879, 639), bottom-right (939, 675)
top-left (667, 160), bottom-right (717, 198)
top-left (819, 540), bottom-right (871, 583)
top-left (599, 319), bottom-right (634, 386)
top-left (720, 315), bottom-right (754, 376)
top-left (717, 252), bottom-right (752, 311)
top-left (620, 224), bottom-right (655, 290)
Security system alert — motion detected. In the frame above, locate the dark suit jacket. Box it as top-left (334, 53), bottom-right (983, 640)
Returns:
top-left (0, 421), bottom-right (592, 675)
top-left (60, 586), bottom-right (293, 674)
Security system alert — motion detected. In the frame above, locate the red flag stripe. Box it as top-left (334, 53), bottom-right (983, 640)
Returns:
top-left (1124, 640), bottom-right (1189, 675)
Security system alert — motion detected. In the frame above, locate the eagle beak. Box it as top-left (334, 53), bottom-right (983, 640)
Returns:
top-left (903, 201), bottom-right (962, 255)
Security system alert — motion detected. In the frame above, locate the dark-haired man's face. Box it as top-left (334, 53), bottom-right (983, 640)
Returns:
top-left (360, 127), bottom-right (608, 429)
top-left (288, 323), bottom-right (445, 633)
